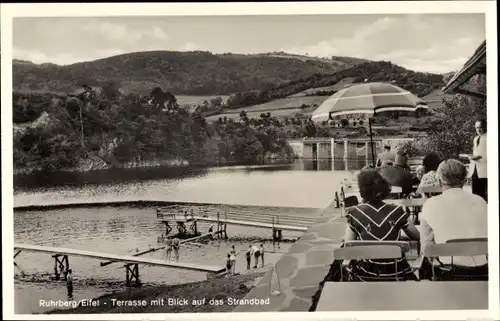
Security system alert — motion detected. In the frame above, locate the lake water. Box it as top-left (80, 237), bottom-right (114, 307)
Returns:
top-left (13, 158), bottom-right (365, 314)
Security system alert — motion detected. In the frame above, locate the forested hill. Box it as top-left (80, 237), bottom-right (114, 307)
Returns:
top-left (13, 51), bottom-right (367, 95)
top-left (223, 61), bottom-right (446, 109)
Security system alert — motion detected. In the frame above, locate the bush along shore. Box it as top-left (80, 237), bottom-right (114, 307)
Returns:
top-left (46, 272), bottom-right (266, 314)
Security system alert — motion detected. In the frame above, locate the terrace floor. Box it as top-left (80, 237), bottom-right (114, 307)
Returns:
top-left (233, 202), bottom-right (345, 312)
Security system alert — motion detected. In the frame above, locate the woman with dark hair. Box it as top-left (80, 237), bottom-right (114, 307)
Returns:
top-left (342, 169), bottom-right (420, 281)
top-left (416, 153), bottom-right (442, 197)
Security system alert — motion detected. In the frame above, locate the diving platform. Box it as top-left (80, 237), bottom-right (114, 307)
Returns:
top-left (158, 215), bottom-right (307, 231)
top-left (156, 206), bottom-right (312, 240)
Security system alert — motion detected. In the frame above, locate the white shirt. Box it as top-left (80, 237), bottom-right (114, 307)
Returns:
top-left (469, 133), bottom-right (487, 178)
top-left (419, 188), bottom-right (488, 266)
top-left (251, 245), bottom-right (259, 254)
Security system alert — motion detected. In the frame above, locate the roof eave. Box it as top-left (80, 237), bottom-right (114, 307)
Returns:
top-left (442, 40), bottom-right (487, 94)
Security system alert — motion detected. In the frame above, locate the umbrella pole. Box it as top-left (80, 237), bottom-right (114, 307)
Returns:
top-left (368, 117), bottom-right (376, 166)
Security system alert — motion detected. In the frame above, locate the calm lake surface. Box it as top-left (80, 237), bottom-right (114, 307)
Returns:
top-left (13, 158), bottom-right (366, 314)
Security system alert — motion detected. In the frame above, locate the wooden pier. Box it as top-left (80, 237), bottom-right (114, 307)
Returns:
top-left (14, 243), bottom-right (226, 287)
top-left (156, 206), bottom-right (313, 241)
top-left (192, 216), bottom-right (308, 232)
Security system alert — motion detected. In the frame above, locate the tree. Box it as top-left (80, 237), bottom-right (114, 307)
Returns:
top-left (406, 74), bottom-right (486, 159)
top-left (210, 96), bottom-right (223, 109)
top-left (101, 82), bottom-right (122, 101)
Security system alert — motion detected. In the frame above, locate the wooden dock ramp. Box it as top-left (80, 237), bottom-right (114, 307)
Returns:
top-left (100, 232), bottom-right (219, 267)
top-left (14, 243), bottom-right (226, 286)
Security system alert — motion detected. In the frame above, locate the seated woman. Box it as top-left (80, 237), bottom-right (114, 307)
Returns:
top-left (415, 153), bottom-right (442, 198)
top-left (342, 169), bottom-right (420, 281)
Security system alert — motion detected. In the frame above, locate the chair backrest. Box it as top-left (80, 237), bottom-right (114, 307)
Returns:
top-left (343, 195), bottom-right (359, 208)
top-left (423, 242), bottom-right (488, 258)
top-left (391, 186), bottom-right (403, 194)
top-left (418, 185), bottom-right (442, 195)
top-left (334, 245), bottom-right (403, 260)
top-left (408, 157), bottom-right (424, 166)
top-left (446, 237), bottom-right (488, 243)
top-left (345, 240), bottom-right (411, 253)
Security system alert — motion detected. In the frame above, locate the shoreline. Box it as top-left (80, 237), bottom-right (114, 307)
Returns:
top-left (13, 199), bottom-right (322, 212)
top-left (13, 154), bottom-right (296, 177)
top-left (44, 272), bottom-right (266, 314)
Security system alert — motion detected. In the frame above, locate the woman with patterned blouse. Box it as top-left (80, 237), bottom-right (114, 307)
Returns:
top-left (416, 153), bottom-right (442, 197)
top-left (342, 169), bottom-right (420, 281)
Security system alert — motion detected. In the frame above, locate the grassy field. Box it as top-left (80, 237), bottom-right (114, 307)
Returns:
top-left (205, 96), bottom-right (327, 122)
top-left (205, 107), bottom-right (316, 122)
top-left (177, 95), bottom-right (231, 112)
top-left (176, 95), bottom-right (230, 107)
top-left (205, 79), bottom-right (446, 123)
top-left (289, 77), bottom-right (357, 97)
top-left (421, 89), bottom-right (444, 110)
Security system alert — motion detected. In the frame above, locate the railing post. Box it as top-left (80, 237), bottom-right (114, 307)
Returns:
top-left (343, 137), bottom-right (348, 159)
top-left (330, 138), bottom-right (335, 160)
top-left (217, 212), bottom-right (220, 238)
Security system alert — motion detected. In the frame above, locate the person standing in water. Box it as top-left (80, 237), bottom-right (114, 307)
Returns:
top-left (229, 245), bottom-right (237, 274)
top-left (251, 245), bottom-right (261, 268)
top-left (66, 269), bottom-right (74, 299)
top-left (226, 254), bottom-right (233, 276)
top-left (276, 230), bottom-right (282, 249)
top-left (165, 238), bottom-right (173, 261)
top-left (172, 238), bottom-right (180, 261)
top-left (246, 247), bottom-right (252, 270)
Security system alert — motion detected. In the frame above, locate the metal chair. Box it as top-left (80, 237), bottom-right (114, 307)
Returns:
top-left (423, 241), bottom-right (488, 281)
top-left (344, 240), bottom-right (411, 253)
top-left (390, 186), bottom-right (403, 199)
top-left (446, 237), bottom-right (488, 243)
top-left (334, 244), bottom-right (405, 282)
top-left (417, 185), bottom-right (442, 199)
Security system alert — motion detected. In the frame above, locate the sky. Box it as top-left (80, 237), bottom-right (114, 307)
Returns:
top-left (13, 14), bottom-right (485, 74)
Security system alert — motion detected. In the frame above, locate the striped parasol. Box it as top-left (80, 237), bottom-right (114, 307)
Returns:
top-left (311, 82), bottom-right (428, 123)
top-left (311, 82), bottom-right (428, 166)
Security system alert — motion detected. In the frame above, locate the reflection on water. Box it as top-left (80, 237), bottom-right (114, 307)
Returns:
top-left (14, 159), bottom-right (369, 190)
top-left (297, 158), bottom-right (374, 171)
top-left (13, 159), bottom-right (366, 209)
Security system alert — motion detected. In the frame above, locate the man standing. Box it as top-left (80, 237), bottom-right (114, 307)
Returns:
top-left (469, 119), bottom-right (488, 202)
